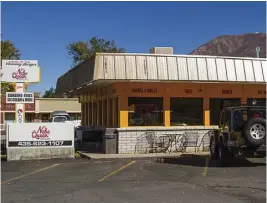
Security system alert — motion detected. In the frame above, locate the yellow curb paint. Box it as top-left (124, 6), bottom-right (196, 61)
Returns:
top-left (202, 156), bottom-right (210, 177)
top-left (1, 164), bottom-right (59, 185)
top-left (98, 160), bottom-right (136, 182)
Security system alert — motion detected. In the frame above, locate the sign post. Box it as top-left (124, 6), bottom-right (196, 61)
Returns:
top-left (15, 83), bottom-right (25, 123)
top-left (1, 60), bottom-right (40, 123)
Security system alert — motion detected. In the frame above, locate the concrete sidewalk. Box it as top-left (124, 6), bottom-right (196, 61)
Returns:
top-left (77, 151), bottom-right (209, 160)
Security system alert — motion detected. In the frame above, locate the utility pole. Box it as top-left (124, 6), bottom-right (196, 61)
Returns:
top-left (256, 47), bottom-right (260, 58)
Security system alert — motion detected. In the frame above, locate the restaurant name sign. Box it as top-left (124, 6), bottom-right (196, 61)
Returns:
top-left (258, 90), bottom-right (266, 95)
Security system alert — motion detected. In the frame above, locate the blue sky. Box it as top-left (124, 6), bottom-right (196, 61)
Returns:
top-left (2, 1), bottom-right (266, 94)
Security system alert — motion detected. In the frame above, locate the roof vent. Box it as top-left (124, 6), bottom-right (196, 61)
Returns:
top-left (149, 47), bottom-right (173, 55)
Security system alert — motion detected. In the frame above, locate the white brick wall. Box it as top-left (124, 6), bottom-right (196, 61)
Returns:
top-left (117, 127), bottom-right (217, 154)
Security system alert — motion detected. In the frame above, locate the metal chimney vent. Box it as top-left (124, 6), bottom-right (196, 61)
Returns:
top-left (149, 47), bottom-right (173, 55)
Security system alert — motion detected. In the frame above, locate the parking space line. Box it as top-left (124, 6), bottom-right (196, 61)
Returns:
top-left (1, 164), bottom-right (60, 185)
top-left (98, 160), bottom-right (136, 182)
top-left (201, 156), bottom-right (210, 176)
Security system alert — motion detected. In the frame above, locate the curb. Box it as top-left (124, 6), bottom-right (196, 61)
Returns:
top-left (77, 151), bottom-right (210, 161)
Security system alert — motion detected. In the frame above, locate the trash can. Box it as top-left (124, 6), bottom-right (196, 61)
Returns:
top-left (75, 126), bottom-right (86, 150)
top-left (103, 133), bottom-right (117, 154)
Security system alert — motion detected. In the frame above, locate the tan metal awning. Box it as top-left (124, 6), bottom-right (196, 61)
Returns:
top-left (55, 53), bottom-right (266, 95)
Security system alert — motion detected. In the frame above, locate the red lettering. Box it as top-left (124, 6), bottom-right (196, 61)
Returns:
top-left (32, 126), bottom-right (50, 140)
top-left (184, 89), bottom-right (192, 94)
top-left (12, 68), bottom-right (28, 80)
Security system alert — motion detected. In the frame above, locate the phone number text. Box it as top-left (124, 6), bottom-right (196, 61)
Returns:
top-left (8, 141), bottom-right (72, 147)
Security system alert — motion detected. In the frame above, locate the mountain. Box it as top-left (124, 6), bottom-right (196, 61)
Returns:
top-left (189, 33), bottom-right (266, 58)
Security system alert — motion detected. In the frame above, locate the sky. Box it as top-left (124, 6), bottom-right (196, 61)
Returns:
top-left (1, 1), bottom-right (266, 94)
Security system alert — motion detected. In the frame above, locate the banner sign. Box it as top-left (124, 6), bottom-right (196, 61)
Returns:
top-left (2, 60), bottom-right (38, 68)
top-left (6, 92), bottom-right (34, 103)
top-left (7, 123), bottom-right (74, 148)
top-left (1, 66), bottom-right (40, 83)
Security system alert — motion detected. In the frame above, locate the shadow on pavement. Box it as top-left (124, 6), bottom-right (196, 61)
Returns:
top-left (156, 154), bottom-right (266, 168)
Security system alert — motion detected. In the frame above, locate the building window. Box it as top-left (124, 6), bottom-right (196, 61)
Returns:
top-left (108, 98), bottom-right (113, 126)
top-left (88, 102), bottom-right (92, 125)
top-left (171, 98), bottom-right (203, 126)
top-left (5, 113), bottom-right (15, 123)
top-left (247, 98), bottom-right (266, 107)
top-left (42, 114), bottom-right (49, 122)
top-left (92, 102), bottom-right (97, 126)
top-left (103, 99), bottom-right (107, 126)
top-left (128, 97), bottom-right (163, 126)
top-left (98, 100), bottom-right (102, 126)
top-left (69, 113), bottom-right (81, 121)
top-left (114, 97), bottom-right (118, 127)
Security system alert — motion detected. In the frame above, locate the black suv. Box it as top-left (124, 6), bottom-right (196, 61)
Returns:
top-left (210, 105), bottom-right (266, 166)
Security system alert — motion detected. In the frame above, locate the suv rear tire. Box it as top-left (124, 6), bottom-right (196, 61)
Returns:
top-left (243, 117), bottom-right (266, 147)
top-left (210, 135), bottom-right (218, 160)
top-left (216, 138), bottom-right (233, 167)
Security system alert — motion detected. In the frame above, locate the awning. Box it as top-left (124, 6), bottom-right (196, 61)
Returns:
top-left (55, 53), bottom-right (266, 95)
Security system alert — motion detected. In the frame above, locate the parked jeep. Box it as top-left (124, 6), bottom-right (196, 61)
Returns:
top-left (210, 104), bottom-right (266, 166)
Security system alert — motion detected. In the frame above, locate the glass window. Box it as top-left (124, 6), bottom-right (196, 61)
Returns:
top-left (88, 102), bottom-right (92, 125)
top-left (221, 110), bottom-right (230, 131)
top-left (92, 102), bottom-right (97, 126)
top-left (103, 100), bottom-right (107, 126)
top-left (108, 99), bottom-right (113, 126)
top-left (53, 116), bottom-right (67, 123)
top-left (128, 97), bottom-right (163, 126)
top-left (5, 113), bottom-right (15, 123)
top-left (171, 98), bottom-right (203, 126)
top-left (98, 100), bottom-right (102, 126)
top-left (114, 98), bottom-right (118, 127)
top-left (247, 98), bottom-right (266, 107)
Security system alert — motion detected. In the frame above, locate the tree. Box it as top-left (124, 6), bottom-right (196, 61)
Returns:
top-left (1, 40), bottom-right (21, 59)
top-left (42, 86), bottom-right (56, 98)
top-left (1, 40), bottom-right (21, 94)
top-left (67, 36), bottom-right (126, 66)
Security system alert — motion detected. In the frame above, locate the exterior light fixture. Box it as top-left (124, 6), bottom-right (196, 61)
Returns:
top-left (252, 99), bottom-right (257, 105)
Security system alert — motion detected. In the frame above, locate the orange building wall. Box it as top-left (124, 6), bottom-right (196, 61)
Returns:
top-left (80, 82), bottom-right (266, 127)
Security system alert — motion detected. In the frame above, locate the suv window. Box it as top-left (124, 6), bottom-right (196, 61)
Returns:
top-left (53, 116), bottom-right (67, 123)
top-left (233, 109), bottom-right (246, 131)
top-left (219, 111), bottom-right (225, 127)
top-left (220, 110), bottom-right (231, 131)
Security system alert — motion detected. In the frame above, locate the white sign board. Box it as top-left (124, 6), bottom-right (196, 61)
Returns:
top-left (2, 60), bottom-right (38, 68)
top-left (6, 92), bottom-right (34, 103)
top-left (7, 123), bottom-right (75, 148)
top-left (1, 66), bottom-right (40, 83)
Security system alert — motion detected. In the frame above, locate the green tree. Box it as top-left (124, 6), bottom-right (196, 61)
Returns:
top-left (42, 86), bottom-right (56, 98)
top-left (1, 40), bottom-right (21, 94)
top-left (67, 36), bottom-right (126, 66)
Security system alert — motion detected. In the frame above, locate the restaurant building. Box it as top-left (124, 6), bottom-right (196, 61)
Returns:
top-left (1, 95), bottom-right (81, 124)
top-left (55, 47), bottom-right (266, 154)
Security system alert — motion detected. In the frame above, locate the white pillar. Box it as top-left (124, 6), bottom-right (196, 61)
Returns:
top-left (15, 83), bottom-right (25, 123)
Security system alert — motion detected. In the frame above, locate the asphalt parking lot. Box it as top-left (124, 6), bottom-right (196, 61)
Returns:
top-left (1, 155), bottom-right (266, 203)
